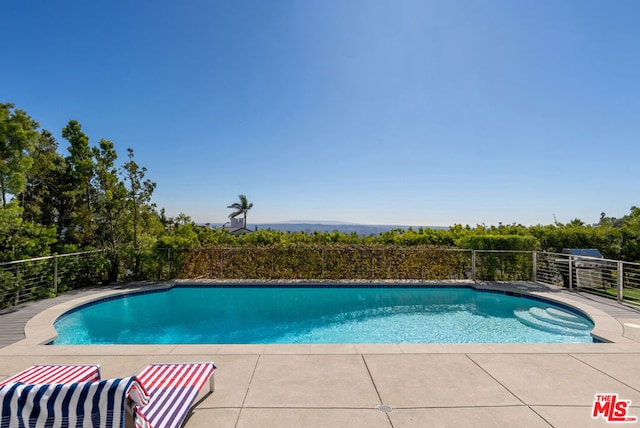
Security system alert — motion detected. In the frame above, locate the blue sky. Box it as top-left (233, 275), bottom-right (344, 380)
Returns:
top-left (3, 1), bottom-right (639, 226)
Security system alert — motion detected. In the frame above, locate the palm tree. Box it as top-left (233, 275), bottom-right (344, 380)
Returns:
top-left (227, 194), bottom-right (253, 228)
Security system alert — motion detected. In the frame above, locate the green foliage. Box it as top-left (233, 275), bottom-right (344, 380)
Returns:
top-left (173, 244), bottom-right (471, 281)
top-left (0, 103), bottom-right (40, 207)
top-left (55, 252), bottom-right (109, 293)
top-left (20, 130), bottom-right (69, 231)
top-left (453, 234), bottom-right (538, 281)
top-left (456, 234), bottom-right (540, 251)
top-left (156, 223), bottom-right (200, 249)
top-left (62, 120), bottom-right (97, 246)
top-left (0, 202), bottom-right (57, 261)
top-left (0, 104), bottom-right (166, 285)
top-left (0, 268), bottom-right (16, 308)
top-left (123, 148), bottom-right (156, 253)
top-left (92, 139), bottom-right (128, 250)
top-left (378, 227), bottom-right (455, 246)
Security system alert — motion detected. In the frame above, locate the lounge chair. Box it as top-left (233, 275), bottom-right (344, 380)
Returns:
top-left (133, 362), bottom-right (216, 428)
top-left (0, 376), bottom-right (149, 428)
top-left (0, 364), bottom-right (101, 386)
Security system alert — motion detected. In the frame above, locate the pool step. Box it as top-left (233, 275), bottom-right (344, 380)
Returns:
top-left (529, 307), bottom-right (592, 331)
top-left (513, 308), bottom-right (593, 336)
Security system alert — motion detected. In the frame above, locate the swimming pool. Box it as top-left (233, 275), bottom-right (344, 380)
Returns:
top-left (51, 285), bottom-right (595, 345)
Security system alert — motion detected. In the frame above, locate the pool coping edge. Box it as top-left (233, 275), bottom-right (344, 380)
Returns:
top-left (6, 279), bottom-right (637, 356)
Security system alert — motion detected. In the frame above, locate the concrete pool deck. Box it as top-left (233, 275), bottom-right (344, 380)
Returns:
top-left (3, 281), bottom-right (640, 427)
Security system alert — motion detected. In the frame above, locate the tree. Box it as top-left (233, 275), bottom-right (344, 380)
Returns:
top-left (0, 103), bottom-right (40, 207)
top-left (93, 139), bottom-right (128, 280)
top-left (174, 212), bottom-right (193, 227)
top-left (62, 120), bottom-right (96, 246)
top-left (227, 194), bottom-right (253, 228)
top-left (0, 201), bottom-right (57, 262)
top-left (122, 148), bottom-right (156, 276)
top-left (92, 139), bottom-right (127, 247)
top-left (20, 130), bottom-right (69, 233)
top-left (619, 207), bottom-right (640, 262)
top-left (569, 218), bottom-right (585, 227)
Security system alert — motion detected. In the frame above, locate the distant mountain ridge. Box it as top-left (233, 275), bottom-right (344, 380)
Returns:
top-left (202, 222), bottom-right (446, 236)
top-left (258, 224), bottom-right (409, 236)
top-left (279, 220), bottom-right (359, 225)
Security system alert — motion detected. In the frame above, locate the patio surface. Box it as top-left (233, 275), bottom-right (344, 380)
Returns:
top-left (2, 281), bottom-right (640, 427)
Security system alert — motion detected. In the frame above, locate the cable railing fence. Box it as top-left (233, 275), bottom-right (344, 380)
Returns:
top-left (472, 250), bottom-right (535, 282)
top-left (535, 251), bottom-right (640, 304)
top-left (0, 250), bottom-right (107, 309)
top-left (158, 247), bottom-right (640, 304)
top-left (3, 247), bottom-right (640, 310)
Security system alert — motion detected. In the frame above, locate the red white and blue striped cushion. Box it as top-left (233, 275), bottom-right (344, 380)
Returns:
top-left (134, 363), bottom-right (216, 428)
top-left (0, 364), bottom-right (101, 386)
top-left (0, 376), bottom-right (149, 428)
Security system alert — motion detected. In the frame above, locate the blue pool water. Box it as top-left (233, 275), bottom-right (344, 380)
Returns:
top-left (52, 286), bottom-right (595, 345)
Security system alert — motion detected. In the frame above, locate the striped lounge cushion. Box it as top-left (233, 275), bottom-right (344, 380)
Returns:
top-left (0, 376), bottom-right (149, 428)
top-left (0, 365), bottom-right (101, 386)
top-left (134, 363), bottom-right (216, 428)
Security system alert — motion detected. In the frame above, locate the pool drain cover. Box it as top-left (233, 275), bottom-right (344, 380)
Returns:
top-left (377, 404), bottom-right (392, 413)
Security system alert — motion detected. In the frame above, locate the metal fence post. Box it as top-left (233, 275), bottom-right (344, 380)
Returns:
top-left (618, 261), bottom-right (624, 303)
top-left (53, 255), bottom-right (59, 295)
top-left (568, 256), bottom-right (574, 290)
top-left (532, 252), bottom-right (537, 283)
